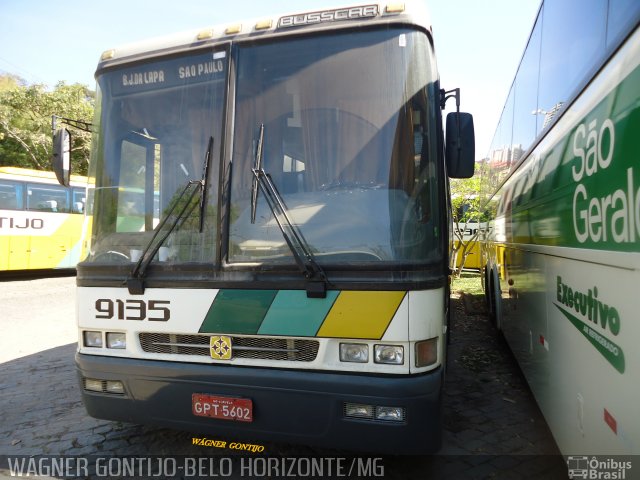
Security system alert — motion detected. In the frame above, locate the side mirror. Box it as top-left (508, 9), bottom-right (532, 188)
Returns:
top-left (52, 128), bottom-right (71, 186)
top-left (445, 112), bottom-right (475, 178)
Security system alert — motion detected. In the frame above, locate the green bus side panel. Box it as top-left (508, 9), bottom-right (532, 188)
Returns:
top-left (509, 63), bottom-right (640, 252)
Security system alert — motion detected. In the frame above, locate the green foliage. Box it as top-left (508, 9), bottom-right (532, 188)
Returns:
top-left (450, 163), bottom-right (486, 276)
top-left (0, 73), bottom-right (26, 91)
top-left (450, 163), bottom-right (487, 224)
top-left (0, 75), bottom-right (94, 175)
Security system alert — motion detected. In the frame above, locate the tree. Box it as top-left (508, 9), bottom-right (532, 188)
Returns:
top-left (0, 76), bottom-right (94, 175)
top-left (450, 164), bottom-right (485, 277)
top-left (0, 73), bottom-right (26, 91)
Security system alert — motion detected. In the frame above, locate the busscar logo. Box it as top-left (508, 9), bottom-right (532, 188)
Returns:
top-left (210, 335), bottom-right (232, 360)
top-left (278, 5), bottom-right (378, 28)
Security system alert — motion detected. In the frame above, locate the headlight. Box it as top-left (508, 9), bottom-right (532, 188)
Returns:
top-left (374, 345), bottom-right (404, 365)
top-left (106, 380), bottom-right (125, 394)
top-left (106, 332), bottom-right (126, 349)
top-left (83, 331), bottom-right (103, 348)
top-left (375, 406), bottom-right (405, 422)
top-left (344, 403), bottom-right (374, 419)
top-left (339, 343), bottom-right (369, 363)
top-left (84, 378), bottom-right (104, 392)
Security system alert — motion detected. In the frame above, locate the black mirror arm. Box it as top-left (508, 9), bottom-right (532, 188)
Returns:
top-left (52, 114), bottom-right (93, 135)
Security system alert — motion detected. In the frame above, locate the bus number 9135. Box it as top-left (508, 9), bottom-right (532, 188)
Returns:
top-left (95, 299), bottom-right (171, 321)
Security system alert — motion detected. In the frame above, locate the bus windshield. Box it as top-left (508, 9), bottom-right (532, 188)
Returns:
top-left (85, 28), bottom-right (441, 269)
top-left (230, 28), bottom-right (441, 266)
top-left (86, 48), bottom-right (227, 264)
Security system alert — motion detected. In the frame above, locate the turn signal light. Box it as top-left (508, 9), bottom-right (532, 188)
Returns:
top-left (415, 338), bottom-right (438, 367)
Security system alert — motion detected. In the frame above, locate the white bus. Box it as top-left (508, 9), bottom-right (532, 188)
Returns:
top-left (0, 167), bottom-right (87, 271)
top-left (481, 0), bottom-right (640, 456)
top-left (55, 2), bottom-right (474, 454)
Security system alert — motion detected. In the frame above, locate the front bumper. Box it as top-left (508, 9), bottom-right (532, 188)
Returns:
top-left (76, 353), bottom-right (443, 455)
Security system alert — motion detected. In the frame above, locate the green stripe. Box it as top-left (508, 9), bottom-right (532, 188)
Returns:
top-left (200, 289), bottom-right (277, 334)
top-left (258, 290), bottom-right (339, 336)
top-left (554, 303), bottom-right (625, 373)
top-left (499, 62), bottom-right (640, 252)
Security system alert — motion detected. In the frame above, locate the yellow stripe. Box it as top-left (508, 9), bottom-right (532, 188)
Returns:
top-left (316, 291), bottom-right (405, 339)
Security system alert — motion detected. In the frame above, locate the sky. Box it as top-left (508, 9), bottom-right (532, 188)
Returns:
top-left (0, 0), bottom-right (540, 159)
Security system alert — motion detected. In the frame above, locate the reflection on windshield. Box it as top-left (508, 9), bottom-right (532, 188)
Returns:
top-left (86, 50), bottom-right (226, 265)
top-left (230, 29), bottom-right (441, 265)
top-left (85, 28), bottom-right (442, 271)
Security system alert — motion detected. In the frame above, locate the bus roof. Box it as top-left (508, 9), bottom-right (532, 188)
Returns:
top-left (0, 166), bottom-right (88, 186)
top-left (97, 1), bottom-right (432, 70)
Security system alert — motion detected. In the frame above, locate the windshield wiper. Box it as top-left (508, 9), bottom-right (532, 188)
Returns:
top-left (127, 179), bottom-right (201, 294)
top-left (250, 124), bottom-right (329, 298)
top-left (199, 136), bottom-right (214, 232)
top-left (127, 137), bottom-right (213, 295)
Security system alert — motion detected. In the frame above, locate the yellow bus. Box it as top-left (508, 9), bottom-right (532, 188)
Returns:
top-left (451, 197), bottom-right (482, 271)
top-left (0, 167), bottom-right (87, 271)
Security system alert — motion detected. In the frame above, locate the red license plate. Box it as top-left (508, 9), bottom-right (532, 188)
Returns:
top-left (192, 394), bottom-right (253, 422)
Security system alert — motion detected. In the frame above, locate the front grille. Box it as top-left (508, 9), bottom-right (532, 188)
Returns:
top-left (139, 333), bottom-right (319, 362)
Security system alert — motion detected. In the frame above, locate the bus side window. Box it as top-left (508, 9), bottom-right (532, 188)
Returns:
top-left (27, 184), bottom-right (70, 212)
top-left (0, 181), bottom-right (21, 210)
top-left (72, 188), bottom-right (86, 214)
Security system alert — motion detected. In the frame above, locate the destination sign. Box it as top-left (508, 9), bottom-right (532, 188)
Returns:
top-left (108, 50), bottom-right (227, 96)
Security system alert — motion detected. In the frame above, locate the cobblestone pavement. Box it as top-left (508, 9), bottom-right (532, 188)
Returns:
top-left (0, 275), bottom-right (567, 479)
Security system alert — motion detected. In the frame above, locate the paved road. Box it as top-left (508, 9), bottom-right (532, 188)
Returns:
top-left (0, 275), bottom-right (566, 479)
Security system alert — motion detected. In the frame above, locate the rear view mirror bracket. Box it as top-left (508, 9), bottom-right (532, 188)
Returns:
top-left (51, 115), bottom-right (93, 186)
top-left (441, 89), bottom-right (475, 179)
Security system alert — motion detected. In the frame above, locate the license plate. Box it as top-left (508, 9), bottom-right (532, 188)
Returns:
top-left (192, 394), bottom-right (253, 422)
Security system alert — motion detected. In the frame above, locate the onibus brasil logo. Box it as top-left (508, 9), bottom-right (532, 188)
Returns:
top-left (567, 456), bottom-right (632, 479)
